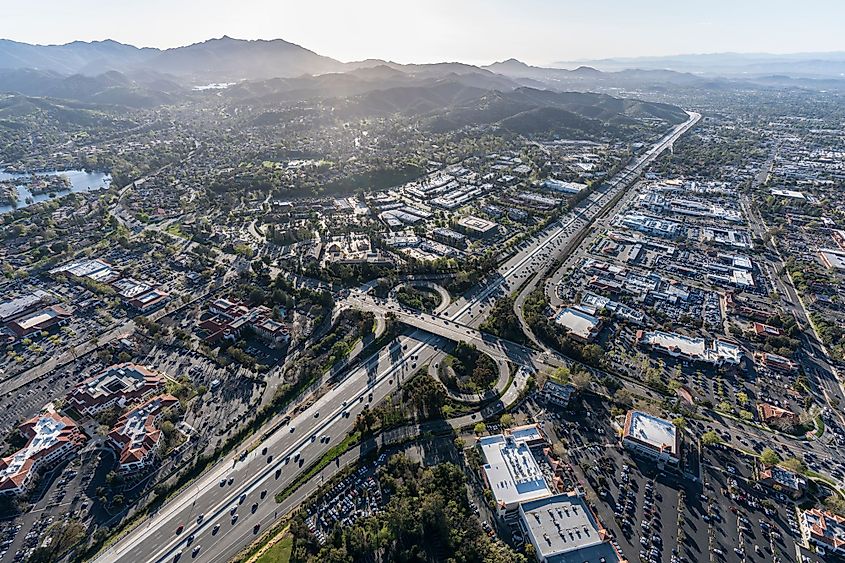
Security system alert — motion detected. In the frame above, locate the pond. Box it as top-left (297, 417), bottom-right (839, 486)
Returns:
top-left (0, 169), bottom-right (112, 214)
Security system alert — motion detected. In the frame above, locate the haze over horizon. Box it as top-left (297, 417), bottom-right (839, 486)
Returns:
top-left (4, 0), bottom-right (845, 66)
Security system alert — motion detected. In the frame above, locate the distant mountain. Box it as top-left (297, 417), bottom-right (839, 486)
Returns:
top-left (222, 65), bottom-right (526, 110)
top-left (0, 68), bottom-right (185, 108)
top-left (146, 36), bottom-right (344, 81)
top-left (553, 51), bottom-right (845, 78)
top-left (327, 82), bottom-right (688, 137)
top-left (0, 38), bottom-right (155, 75)
top-left (482, 59), bottom-right (705, 89)
top-left (0, 36), bottom-right (345, 81)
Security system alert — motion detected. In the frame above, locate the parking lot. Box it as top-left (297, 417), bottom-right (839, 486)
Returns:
top-left (303, 454), bottom-right (386, 544)
top-left (701, 445), bottom-right (821, 563)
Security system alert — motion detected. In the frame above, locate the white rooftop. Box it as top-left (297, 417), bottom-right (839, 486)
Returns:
top-left (0, 414), bottom-right (68, 481)
top-left (479, 434), bottom-right (551, 510)
top-left (625, 411), bottom-right (677, 455)
top-left (555, 307), bottom-right (601, 340)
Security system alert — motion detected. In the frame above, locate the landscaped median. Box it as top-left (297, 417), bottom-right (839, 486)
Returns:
top-left (274, 431), bottom-right (362, 505)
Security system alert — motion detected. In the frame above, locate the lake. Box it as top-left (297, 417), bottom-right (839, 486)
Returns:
top-left (0, 169), bottom-right (112, 214)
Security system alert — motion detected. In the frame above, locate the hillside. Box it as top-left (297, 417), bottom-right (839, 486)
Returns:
top-left (0, 68), bottom-right (183, 108)
top-left (329, 82), bottom-right (687, 137)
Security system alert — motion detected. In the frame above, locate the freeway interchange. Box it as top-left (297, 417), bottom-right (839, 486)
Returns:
top-left (95, 112), bottom-right (700, 563)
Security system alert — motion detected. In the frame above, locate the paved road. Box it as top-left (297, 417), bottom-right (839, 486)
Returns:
top-left (0, 320), bottom-right (135, 396)
top-left (740, 157), bottom-right (845, 425)
top-left (94, 111), bottom-right (701, 563)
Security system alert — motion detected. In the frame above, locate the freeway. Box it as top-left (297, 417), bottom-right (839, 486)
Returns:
top-left (95, 111), bottom-right (700, 563)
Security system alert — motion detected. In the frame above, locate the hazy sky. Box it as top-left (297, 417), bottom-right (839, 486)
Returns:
top-left (4, 0), bottom-right (845, 64)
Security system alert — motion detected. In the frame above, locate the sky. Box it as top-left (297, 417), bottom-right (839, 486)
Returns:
top-left (3, 0), bottom-right (845, 65)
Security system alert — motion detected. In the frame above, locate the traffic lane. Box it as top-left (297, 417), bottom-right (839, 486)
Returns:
top-left (172, 336), bottom-right (428, 560)
top-left (193, 343), bottom-right (441, 563)
top-left (107, 332), bottom-right (433, 563)
top-left (102, 110), bottom-right (701, 562)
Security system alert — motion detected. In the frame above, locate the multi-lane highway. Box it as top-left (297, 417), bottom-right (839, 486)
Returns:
top-left (95, 111), bottom-right (700, 563)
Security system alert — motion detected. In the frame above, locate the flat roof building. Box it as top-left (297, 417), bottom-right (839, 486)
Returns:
top-left (431, 227), bottom-right (467, 249)
top-left (457, 215), bottom-right (498, 238)
top-left (50, 258), bottom-right (120, 283)
top-left (754, 351), bottom-right (796, 373)
top-left (478, 431), bottom-right (552, 515)
top-left (518, 493), bottom-right (620, 563)
top-left (819, 249), bottom-right (845, 271)
top-left (758, 464), bottom-right (806, 499)
top-left (541, 380), bottom-right (575, 407)
top-left (0, 290), bottom-right (51, 324)
top-left (542, 179), bottom-right (587, 194)
top-left (619, 214), bottom-right (681, 239)
top-left (636, 330), bottom-right (741, 366)
top-left (7, 305), bottom-right (70, 337)
top-left (128, 288), bottom-right (170, 312)
top-left (622, 411), bottom-right (680, 467)
top-left (554, 307), bottom-right (602, 342)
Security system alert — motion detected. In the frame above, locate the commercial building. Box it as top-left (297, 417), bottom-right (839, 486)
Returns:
top-left (622, 411), bottom-right (680, 468)
top-left (6, 304), bottom-right (70, 337)
top-left (431, 227), bottom-right (467, 249)
top-left (700, 227), bottom-right (752, 250)
top-left (478, 430), bottom-right (552, 515)
top-left (199, 299), bottom-right (290, 349)
top-left (519, 493), bottom-right (620, 563)
top-left (770, 188), bottom-right (806, 200)
top-left (757, 403), bottom-right (799, 427)
top-left (541, 179), bottom-right (587, 195)
top-left (800, 508), bottom-right (845, 557)
top-left (753, 322), bottom-right (782, 337)
top-left (0, 290), bottom-right (51, 324)
top-left (50, 258), bottom-right (120, 283)
top-left (580, 291), bottom-right (644, 324)
top-left (0, 408), bottom-right (86, 496)
top-left (619, 214), bottom-right (681, 239)
top-left (757, 463), bottom-right (806, 499)
top-left (819, 249), bottom-right (845, 271)
top-left (112, 277), bottom-right (170, 312)
top-left (68, 363), bottom-right (164, 417)
top-left (323, 234), bottom-right (393, 266)
top-left (635, 330), bottom-right (742, 366)
top-left (554, 307), bottom-right (602, 342)
top-left (108, 394), bottom-right (180, 475)
top-left (754, 351), bottom-right (796, 373)
top-left (540, 380), bottom-right (575, 407)
top-left (456, 215), bottom-right (498, 238)
top-left (128, 288), bottom-right (170, 312)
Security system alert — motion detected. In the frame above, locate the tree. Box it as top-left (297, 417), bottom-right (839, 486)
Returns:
top-left (500, 414), bottom-right (513, 428)
top-left (581, 344), bottom-right (604, 366)
top-left (701, 431), bottom-right (723, 447)
top-left (474, 422), bottom-right (487, 435)
top-left (613, 388), bottom-right (633, 408)
top-left (759, 448), bottom-right (781, 466)
top-left (781, 457), bottom-right (808, 474)
top-left (551, 366), bottom-right (571, 383)
top-left (570, 369), bottom-right (592, 391)
top-left (672, 416), bottom-right (687, 431)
